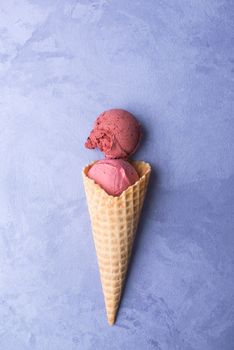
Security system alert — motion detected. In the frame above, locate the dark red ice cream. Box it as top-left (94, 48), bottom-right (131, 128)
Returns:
top-left (85, 109), bottom-right (141, 159)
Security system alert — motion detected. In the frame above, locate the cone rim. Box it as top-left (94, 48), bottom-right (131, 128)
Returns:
top-left (82, 160), bottom-right (151, 199)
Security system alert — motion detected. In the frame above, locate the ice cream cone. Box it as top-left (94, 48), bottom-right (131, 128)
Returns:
top-left (82, 160), bottom-right (151, 325)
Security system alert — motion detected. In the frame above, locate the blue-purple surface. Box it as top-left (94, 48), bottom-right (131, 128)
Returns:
top-left (0, 1), bottom-right (234, 349)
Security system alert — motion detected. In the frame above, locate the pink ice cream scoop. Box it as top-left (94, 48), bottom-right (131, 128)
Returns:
top-left (87, 159), bottom-right (139, 196)
top-left (85, 109), bottom-right (141, 159)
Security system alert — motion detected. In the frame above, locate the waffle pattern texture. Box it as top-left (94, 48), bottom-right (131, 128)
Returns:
top-left (82, 160), bottom-right (151, 325)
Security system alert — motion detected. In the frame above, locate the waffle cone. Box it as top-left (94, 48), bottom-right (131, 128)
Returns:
top-left (82, 160), bottom-right (151, 325)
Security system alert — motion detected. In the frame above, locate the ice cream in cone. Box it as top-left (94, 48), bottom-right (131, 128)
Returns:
top-left (83, 160), bottom-right (151, 324)
top-left (83, 109), bottom-right (151, 325)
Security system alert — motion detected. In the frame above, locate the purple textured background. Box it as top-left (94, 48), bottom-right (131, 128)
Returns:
top-left (0, 1), bottom-right (234, 349)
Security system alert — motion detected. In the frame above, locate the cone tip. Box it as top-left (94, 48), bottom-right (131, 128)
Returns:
top-left (107, 315), bottom-right (115, 326)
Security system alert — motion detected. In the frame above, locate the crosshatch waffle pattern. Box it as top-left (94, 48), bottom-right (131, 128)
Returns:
top-left (82, 161), bottom-right (151, 325)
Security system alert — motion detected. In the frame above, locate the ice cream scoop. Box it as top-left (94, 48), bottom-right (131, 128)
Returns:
top-left (85, 109), bottom-right (141, 159)
top-left (87, 159), bottom-right (139, 196)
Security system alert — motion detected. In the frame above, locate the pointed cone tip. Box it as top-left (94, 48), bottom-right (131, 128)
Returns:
top-left (107, 315), bottom-right (115, 326)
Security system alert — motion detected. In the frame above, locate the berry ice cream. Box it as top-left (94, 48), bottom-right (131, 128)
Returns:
top-left (87, 159), bottom-right (139, 196)
top-left (85, 109), bottom-right (141, 159)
